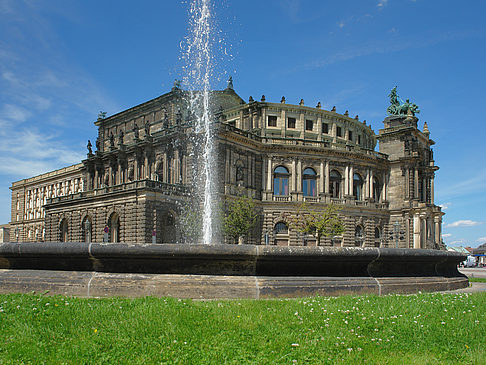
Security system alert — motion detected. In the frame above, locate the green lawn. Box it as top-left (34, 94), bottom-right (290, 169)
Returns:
top-left (469, 277), bottom-right (486, 283)
top-left (0, 292), bottom-right (484, 364)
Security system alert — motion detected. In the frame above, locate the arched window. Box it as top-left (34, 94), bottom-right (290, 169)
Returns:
top-left (274, 222), bottom-right (289, 246)
top-left (108, 213), bottom-right (120, 243)
top-left (353, 173), bottom-right (363, 201)
top-left (274, 222), bottom-right (288, 234)
top-left (303, 168), bottom-right (317, 197)
top-left (82, 216), bottom-right (93, 243)
top-left (273, 166), bottom-right (289, 196)
top-left (162, 211), bottom-right (177, 243)
top-left (329, 170), bottom-right (341, 198)
top-left (155, 161), bottom-right (163, 182)
top-left (355, 225), bottom-right (364, 247)
top-left (374, 227), bottom-right (381, 247)
top-left (372, 176), bottom-right (381, 202)
top-left (59, 219), bottom-right (68, 242)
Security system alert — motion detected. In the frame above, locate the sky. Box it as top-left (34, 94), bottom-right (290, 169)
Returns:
top-left (0, 0), bottom-right (485, 247)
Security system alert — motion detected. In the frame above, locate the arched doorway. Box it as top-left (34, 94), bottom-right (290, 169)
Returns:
top-left (162, 211), bottom-right (177, 243)
top-left (108, 213), bottom-right (120, 243)
top-left (59, 219), bottom-right (68, 242)
top-left (82, 216), bottom-right (93, 243)
top-left (329, 170), bottom-right (341, 198)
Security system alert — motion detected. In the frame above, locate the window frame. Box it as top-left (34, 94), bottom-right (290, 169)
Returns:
top-left (287, 117), bottom-right (296, 129)
top-left (305, 119), bottom-right (314, 131)
top-left (273, 166), bottom-right (290, 196)
top-left (267, 115), bottom-right (277, 127)
top-left (302, 167), bottom-right (317, 197)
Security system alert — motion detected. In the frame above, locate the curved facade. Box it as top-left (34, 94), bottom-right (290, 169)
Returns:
top-left (9, 84), bottom-right (444, 249)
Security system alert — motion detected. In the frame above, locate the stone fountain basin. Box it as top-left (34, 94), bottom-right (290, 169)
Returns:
top-left (0, 242), bottom-right (468, 299)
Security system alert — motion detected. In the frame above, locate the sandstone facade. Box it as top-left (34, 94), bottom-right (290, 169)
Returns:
top-left (9, 84), bottom-right (443, 248)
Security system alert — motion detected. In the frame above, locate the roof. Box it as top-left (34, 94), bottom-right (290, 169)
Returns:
top-left (446, 246), bottom-right (470, 254)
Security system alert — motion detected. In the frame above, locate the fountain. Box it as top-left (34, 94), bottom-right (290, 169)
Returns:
top-left (183, 0), bottom-right (217, 245)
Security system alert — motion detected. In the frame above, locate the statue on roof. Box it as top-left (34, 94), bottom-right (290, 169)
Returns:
top-left (118, 129), bottom-right (124, 145)
top-left (132, 123), bottom-right (139, 139)
top-left (97, 111), bottom-right (107, 120)
top-left (227, 76), bottom-right (233, 90)
top-left (387, 87), bottom-right (420, 116)
top-left (173, 79), bottom-right (181, 90)
top-left (87, 140), bottom-right (93, 155)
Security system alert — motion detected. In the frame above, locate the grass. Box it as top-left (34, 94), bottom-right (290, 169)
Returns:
top-left (0, 292), bottom-right (484, 364)
top-left (469, 277), bottom-right (486, 283)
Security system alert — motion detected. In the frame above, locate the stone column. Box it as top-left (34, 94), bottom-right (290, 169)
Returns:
top-left (404, 168), bottom-right (408, 199)
top-left (431, 176), bottom-right (435, 205)
top-left (319, 161), bottom-right (324, 194)
top-left (117, 162), bottom-right (122, 185)
top-left (349, 166), bottom-right (354, 197)
top-left (344, 166), bottom-right (349, 196)
top-left (297, 159), bottom-right (302, 192)
top-left (291, 160), bottom-right (296, 192)
top-left (325, 161), bottom-right (330, 194)
top-left (266, 158), bottom-right (272, 191)
top-left (364, 170), bottom-right (369, 199)
top-left (382, 172), bottom-right (387, 201)
top-left (369, 170), bottom-right (374, 200)
top-left (135, 158), bottom-right (140, 181)
top-left (162, 153), bottom-right (167, 183)
top-left (109, 166), bottom-right (113, 186)
top-left (434, 217), bottom-right (441, 245)
top-left (414, 168), bottom-right (419, 199)
top-left (262, 156), bottom-right (267, 191)
top-left (422, 178), bottom-right (426, 202)
top-left (94, 169), bottom-right (99, 189)
top-left (413, 215), bottom-right (421, 249)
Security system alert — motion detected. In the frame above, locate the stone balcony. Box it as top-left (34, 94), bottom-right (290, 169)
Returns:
top-left (46, 179), bottom-right (189, 205)
top-left (266, 193), bottom-right (389, 209)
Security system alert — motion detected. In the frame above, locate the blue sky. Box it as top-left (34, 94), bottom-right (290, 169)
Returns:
top-left (0, 0), bottom-right (485, 247)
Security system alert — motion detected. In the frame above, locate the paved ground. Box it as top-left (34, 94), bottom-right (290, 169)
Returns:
top-left (444, 268), bottom-right (486, 294)
top-left (459, 267), bottom-right (486, 279)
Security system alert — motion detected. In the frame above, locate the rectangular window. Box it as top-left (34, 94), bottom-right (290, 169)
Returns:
top-left (322, 123), bottom-right (329, 134)
top-left (268, 115), bottom-right (277, 127)
top-left (305, 119), bottom-right (313, 131)
top-left (287, 117), bottom-right (296, 129)
top-left (336, 126), bottom-right (342, 137)
top-left (348, 131), bottom-right (353, 141)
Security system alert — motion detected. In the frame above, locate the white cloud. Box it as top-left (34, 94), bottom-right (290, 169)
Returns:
top-left (377, 0), bottom-right (389, 8)
top-left (442, 233), bottom-right (452, 238)
top-left (293, 30), bottom-right (480, 73)
top-left (477, 237), bottom-right (486, 243)
top-left (439, 202), bottom-right (451, 210)
top-left (278, 0), bottom-right (323, 24)
top-left (0, 128), bottom-right (84, 177)
top-left (448, 239), bottom-right (466, 245)
top-left (444, 220), bottom-right (484, 228)
top-left (0, 104), bottom-right (31, 122)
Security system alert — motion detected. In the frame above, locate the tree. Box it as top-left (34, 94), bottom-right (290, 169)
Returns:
top-left (292, 203), bottom-right (345, 246)
top-left (223, 196), bottom-right (258, 244)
